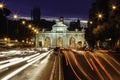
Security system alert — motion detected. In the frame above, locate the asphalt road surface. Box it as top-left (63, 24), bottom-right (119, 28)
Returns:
top-left (0, 49), bottom-right (62, 80)
top-left (0, 48), bottom-right (120, 80)
top-left (61, 49), bottom-right (120, 80)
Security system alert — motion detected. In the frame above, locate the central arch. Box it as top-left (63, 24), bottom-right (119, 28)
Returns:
top-left (69, 37), bottom-right (77, 49)
top-left (57, 37), bottom-right (63, 47)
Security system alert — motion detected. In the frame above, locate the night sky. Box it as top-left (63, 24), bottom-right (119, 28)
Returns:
top-left (1, 0), bottom-right (95, 19)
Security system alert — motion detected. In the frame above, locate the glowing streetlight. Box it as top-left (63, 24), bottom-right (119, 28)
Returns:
top-left (0, 3), bottom-right (4, 9)
top-left (36, 31), bottom-right (39, 34)
top-left (34, 29), bottom-right (37, 32)
top-left (4, 37), bottom-right (8, 42)
top-left (98, 14), bottom-right (102, 18)
top-left (15, 39), bottom-right (18, 42)
top-left (97, 13), bottom-right (103, 20)
top-left (112, 5), bottom-right (117, 10)
top-left (22, 40), bottom-right (25, 43)
top-left (0, 3), bottom-right (9, 37)
top-left (13, 13), bottom-right (19, 37)
top-left (89, 21), bottom-right (93, 24)
top-left (34, 29), bottom-right (39, 34)
top-left (22, 20), bottom-right (26, 25)
top-left (28, 24), bottom-right (32, 28)
top-left (32, 27), bottom-right (35, 30)
top-left (13, 14), bottom-right (18, 20)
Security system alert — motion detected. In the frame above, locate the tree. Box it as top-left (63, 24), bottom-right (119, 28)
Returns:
top-left (0, 7), bottom-right (11, 37)
top-left (87, 0), bottom-right (120, 50)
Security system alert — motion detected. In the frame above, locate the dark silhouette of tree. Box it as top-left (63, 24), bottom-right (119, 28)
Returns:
top-left (0, 7), bottom-right (11, 38)
top-left (68, 20), bottom-right (81, 31)
top-left (87, 0), bottom-right (120, 50)
top-left (40, 19), bottom-right (55, 31)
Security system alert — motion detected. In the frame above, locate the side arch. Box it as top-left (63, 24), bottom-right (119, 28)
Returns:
top-left (44, 37), bottom-right (51, 48)
top-left (57, 37), bottom-right (63, 47)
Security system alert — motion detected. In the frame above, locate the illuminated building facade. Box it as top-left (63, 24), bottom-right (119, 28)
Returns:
top-left (35, 20), bottom-right (86, 48)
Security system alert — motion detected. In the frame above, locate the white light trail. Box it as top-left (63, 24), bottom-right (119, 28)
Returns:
top-left (1, 55), bottom-right (41, 80)
top-left (1, 51), bottom-right (51, 80)
top-left (40, 54), bottom-right (50, 64)
top-left (0, 53), bottom-right (40, 71)
top-left (0, 58), bottom-right (23, 65)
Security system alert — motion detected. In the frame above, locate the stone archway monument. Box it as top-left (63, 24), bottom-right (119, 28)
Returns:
top-left (36, 20), bottom-right (85, 48)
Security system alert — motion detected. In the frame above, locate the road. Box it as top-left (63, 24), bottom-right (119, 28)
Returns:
top-left (0, 48), bottom-right (120, 80)
top-left (0, 48), bottom-right (63, 80)
top-left (61, 49), bottom-right (120, 80)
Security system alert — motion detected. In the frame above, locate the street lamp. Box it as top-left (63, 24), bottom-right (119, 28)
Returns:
top-left (22, 20), bottom-right (26, 25)
top-left (13, 13), bottom-right (19, 39)
top-left (0, 3), bottom-right (9, 39)
top-left (98, 14), bottom-right (103, 19)
top-left (112, 5), bottom-right (117, 10)
top-left (0, 3), bottom-right (4, 9)
top-left (4, 37), bottom-right (8, 42)
top-left (89, 21), bottom-right (93, 24)
top-left (15, 39), bottom-right (18, 42)
top-left (34, 29), bottom-right (37, 32)
top-left (34, 29), bottom-right (39, 34)
top-left (97, 13), bottom-right (103, 20)
top-left (13, 14), bottom-right (18, 20)
top-left (28, 24), bottom-right (32, 28)
top-left (32, 27), bottom-right (35, 30)
top-left (36, 31), bottom-right (39, 34)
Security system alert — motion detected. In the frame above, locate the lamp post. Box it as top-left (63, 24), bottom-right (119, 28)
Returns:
top-left (112, 5), bottom-right (117, 11)
top-left (0, 3), bottom-right (9, 39)
top-left (13, 14), bottom-right (19, 40)
top-left (13, 14), bottom-right (18, 32)
top-left (34, 29), bottom-right (39, 47)
top-left (0, 3), bottom-right (4, 9)
top-left (28, 24), bottom-right (32, 28)
top-left (13, 14), bottom-right (18, 20)
top-left (89, 21), bottom-right (93, 25)
top-left (97, 13), bottom-right (103, 20)
top-left (22, 20), bottom-right (26, 25)
top-left (97, 12), bottom-right (104, 26)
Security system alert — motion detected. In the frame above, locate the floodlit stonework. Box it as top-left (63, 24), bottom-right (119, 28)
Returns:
top-left (35, 21), bottom-right (86, 48)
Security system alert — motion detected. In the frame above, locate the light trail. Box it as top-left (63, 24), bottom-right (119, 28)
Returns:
top-left (96, 53), bottom-right (120, 75)
top-left (40, 54), bottom-right (50, 64)
top-left (62, 51), bottom-right (69, 66)
top-left (50, 56), bottom-right (57, 80)
top-left (72, 50), bottom-right (94, 71)
top-left (27, 54), bottom-right (42, 63)
top-left (26, 53), bottom-right (40, 60)
top-left (82, 52), bottom-right (94, 70)
top-left (105, 54), bottom-right (120, 66)
top-left (87, 51), bottom-right (114, 80)
top-left (97, 50), bottom-right (109, 53)
top-left (69, 50), bottom-right (92, 80)
top-left (95, 50), bottom-right (120, 66)
top-left (62, 50), bottom-right (82, 80)
top-left (30, 51), bottom-right (52, 80)
top-left (0, 58), bottom-right (27, 70)
top-left (0, 58), bottom-right (23, 65)
top-left (58, 54), bottom-right (63, 80)
top-left (0, 53), bottom-right (41, 72)
top-left (1, 51), bottom-right (50, 80)
top-left (89, 58), bottom-right (104, 80)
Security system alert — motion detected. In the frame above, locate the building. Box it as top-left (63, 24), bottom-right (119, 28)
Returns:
top-left (31, 7), bottom-right (41, 25)
top-left (35, 20), bottom-right (85, 48)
